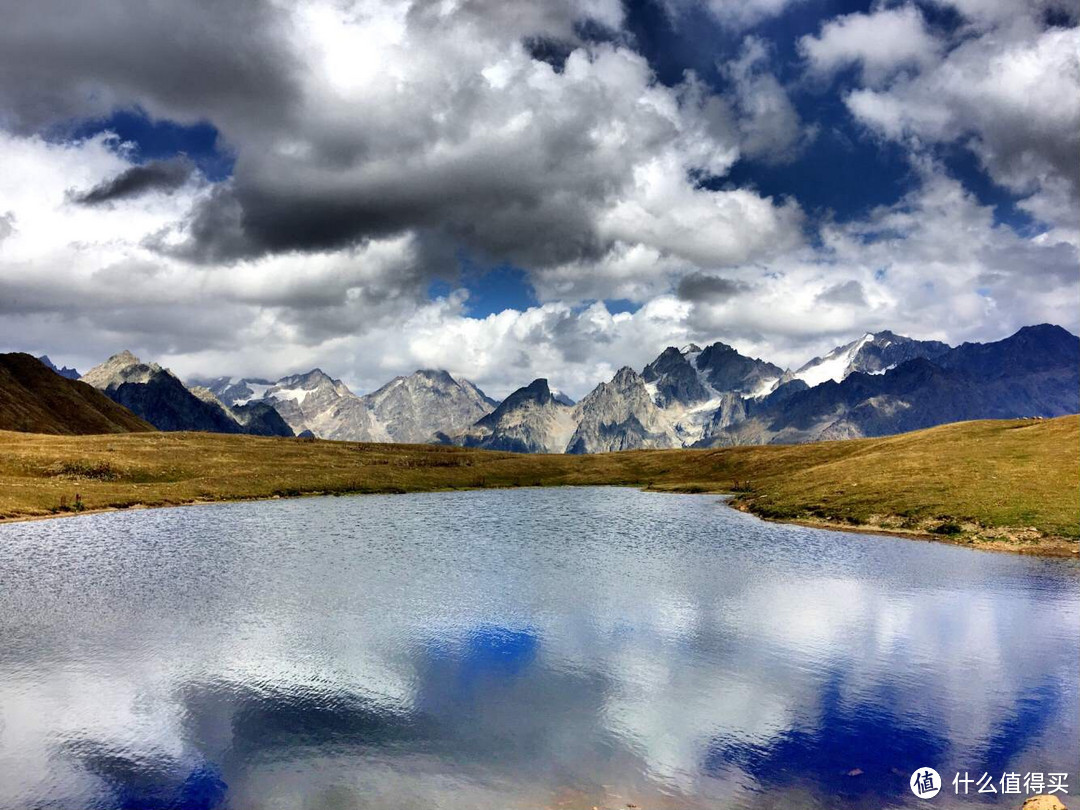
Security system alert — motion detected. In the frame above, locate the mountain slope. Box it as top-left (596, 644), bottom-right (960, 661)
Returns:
top-left (641, 346), bottom-right (711, 407)
top-left (360, 369), bottom-right (496, 443)
top-left (0, 353), bottom-right (154, 435)
top-left (693, 342), bottom-right (784, 397)
top-left (189, 386), bottom-right (294, 437)
top-left (567, 367), bottom-right (676, 453)
top-left (206, 368), bottom-right (496, 443)
top-left (706, 325), bottom-right (1079, 446)
top-left (205, 369), bottom-right (386, 441)
top-left (82, 352), bottom-right (244, 434)
top-left (793, 331), bottom-right (951, 387)
top-left (449, 379), bottom-right (576, 453)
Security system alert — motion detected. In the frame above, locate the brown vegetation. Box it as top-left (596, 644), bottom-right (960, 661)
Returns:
top-left (0, 416), bottom-right (1075, 556)
top-left (0, 353), bottom-right (154, 434)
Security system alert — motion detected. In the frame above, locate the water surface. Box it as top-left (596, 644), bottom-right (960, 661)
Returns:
top-left (0, 488), bottom-right (1076, 809)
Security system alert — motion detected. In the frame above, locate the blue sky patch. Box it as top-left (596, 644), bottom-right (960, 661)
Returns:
top-left (64, 108), bottom-right (233, 181)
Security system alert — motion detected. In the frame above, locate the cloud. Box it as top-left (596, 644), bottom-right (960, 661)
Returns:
top-left (815, 280), bottom-right (867, 307)
top-left (0, 129), bottom-right (1076, 398)
top-left (0, 212), bottom-right (14, 244)
top-left (676, 273), bottom-right (751, 302)
top-left (0, 0), bottom-right (1076, 395)
top-left (0, 0), bottom-right (299, 134)
top-left (71, 157), bottom-right (195, 205)
top-left (172, 35), bottom-right (799, 275)
top-left (844, 23), bottom-right (1079, 206)
top-left (665, 0), bottom-right (811, 30)
top-left (2, 1), bottom-right (804, 282)
top-left (800, 5), bottom-right (943, 86)
top-left (725, 37), bottom-right (811, 164)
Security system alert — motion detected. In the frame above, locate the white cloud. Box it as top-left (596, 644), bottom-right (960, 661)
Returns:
top-left (725, 36), bottom-right (811, 164)
top-left (666, 0), bottom-right (811, 30)
top-left (844, 22), bottom-right (1080, 218)
top-left (800, 5), bottom-right (943, 86)
top-left (0, 0), bottom-right (1076, 398)
top-left (1, 129), bottom-right (1076, 399)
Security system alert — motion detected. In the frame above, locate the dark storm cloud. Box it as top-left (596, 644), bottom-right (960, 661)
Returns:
top-left (815, 279), bottom-right (868, 306)
top-left (165, 87), bottom-right (634, 266)
top-left (676, 272), bottom-right (750, 302)
top-left (404, 0), bottom-right (622, 43)
top-left (167, 169), bottom-right (607, 268)
top-left (0, 0), bottom-right (807, 284)
top-left (0, 0), bottom-right (299, 133)
top-left (72, 157), bottom-right (194, 205)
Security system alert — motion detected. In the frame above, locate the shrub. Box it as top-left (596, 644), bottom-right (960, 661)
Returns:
top-left (931, 522), bottom-right (963, 536)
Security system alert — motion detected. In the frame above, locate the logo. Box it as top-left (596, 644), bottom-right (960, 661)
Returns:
top-left (911, 767), bottom-right (942, 799)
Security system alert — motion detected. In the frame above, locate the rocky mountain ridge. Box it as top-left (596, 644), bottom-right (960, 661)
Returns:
top-left (37, 355), bottom-right (80, 380)
top-left (81, 352), bottom-right (292, 436)
top-left (441, 325), bottom-right (1079, 452)
top-left (27, 323), bottom-right (1078, 451)
top-left (200, 367), bottom-right (498, 443)
top-left (701, 325), bottom-right (1079, 446)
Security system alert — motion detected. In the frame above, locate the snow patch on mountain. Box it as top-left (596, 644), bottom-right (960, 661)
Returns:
top-left (795, 334), bottom-right (875, 387)
top-left (793, 331), bottom-right (953, 389)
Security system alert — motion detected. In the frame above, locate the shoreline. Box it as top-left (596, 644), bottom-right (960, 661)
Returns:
top-left (2, 482), bottom-right (1076, 559)
top-left (0, 417), bottom-right (1075, 558)
top-left (740, 510), bottom-right (1080, 558)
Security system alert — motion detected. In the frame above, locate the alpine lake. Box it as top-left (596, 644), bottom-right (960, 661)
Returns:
top-left (0, 487), bottom-right (1076, 809)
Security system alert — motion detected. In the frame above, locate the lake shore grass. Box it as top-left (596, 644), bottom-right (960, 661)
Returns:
top-left (0, 415), bottom-right (1076, 556)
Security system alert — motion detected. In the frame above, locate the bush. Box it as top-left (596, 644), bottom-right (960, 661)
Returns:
top-left (45, 460), bottom-right (121, 481)
top-left (931, 522), bottom-right (963, 536)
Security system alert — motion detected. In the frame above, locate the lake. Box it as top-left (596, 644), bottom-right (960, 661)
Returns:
top-left (0, 487), bottom-right (1076, 809)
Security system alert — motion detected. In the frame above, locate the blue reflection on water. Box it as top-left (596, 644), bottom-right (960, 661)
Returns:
top-left (706, 669), bottom-right (953, 803)
top-left (75, 747), bottom-right (226, 810)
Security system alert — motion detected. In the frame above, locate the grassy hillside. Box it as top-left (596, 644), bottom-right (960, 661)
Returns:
top-left (0, 416), bottom-right (1075, 555)
top-left (0, 353), bottom-right (155, 435)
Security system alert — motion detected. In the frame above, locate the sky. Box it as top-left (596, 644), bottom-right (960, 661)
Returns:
top-left (0, 0), bottom-right (1076, 398)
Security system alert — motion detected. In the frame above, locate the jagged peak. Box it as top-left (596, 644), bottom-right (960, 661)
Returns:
top-left (680, 343), bottom-right (702, 354)
top-left (282, 367), bottom-right (338, 386)
top-left (477, 378), bottom-right (559, 423)
top-left (520, 378), bottom-right (553, 397)
top-left (413, 368), bottom-right (457, 384)
top-left (108, 349), bottom-right (141, 365)
top-left (81, 349), bottom-right (170, 388)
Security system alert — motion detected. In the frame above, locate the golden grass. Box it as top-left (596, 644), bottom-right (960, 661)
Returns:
top-left (0, 416), bottom-right (1076, 555)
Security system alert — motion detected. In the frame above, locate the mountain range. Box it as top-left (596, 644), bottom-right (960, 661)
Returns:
top-left (80, 351), bottom-right (293, 437)
top-left (2, 325), bottom-right (1076, 450)
top-left (37, 355), bottom-right (81, 380)
top-left (191, 367), bottom-right (496, 443)
top-left (0, 353), bottom-right (154, 435)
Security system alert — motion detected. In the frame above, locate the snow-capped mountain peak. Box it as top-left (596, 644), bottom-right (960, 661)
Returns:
top-left (794, 331), bottom-right (952, 388)
top-left (794, 333), bottom-right (875, 388)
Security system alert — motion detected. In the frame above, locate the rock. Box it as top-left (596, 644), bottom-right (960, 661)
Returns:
top-left (1022, 797), bottom-right (1067, 810)
top-left (450, 379), bottom-right (576, 453)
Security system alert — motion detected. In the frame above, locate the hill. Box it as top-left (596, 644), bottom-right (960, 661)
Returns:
top-left (0, 415), bottom-right (1074, 555)
top-left (82, 351), bottom-right (247, 434)
top-left (0, 353), bottom-right (155, 435)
